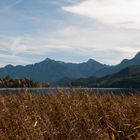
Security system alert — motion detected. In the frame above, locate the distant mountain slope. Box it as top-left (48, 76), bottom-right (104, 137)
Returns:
top-left (94, 52), bottom-right (140, 77)
top-left (0, 58), bottom-right (107, 83)
top-left (52, 77), bottom-right (73, 86)
top-left (71, 66), bottom-right (140, 88)
top-left (0, 52), bottom-right (140, 83)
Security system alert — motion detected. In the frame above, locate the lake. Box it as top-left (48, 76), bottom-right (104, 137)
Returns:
top-left (0, 88), bottom-right (138, 95)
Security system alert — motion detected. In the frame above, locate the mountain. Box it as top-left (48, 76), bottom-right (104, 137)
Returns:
top-left (0, 52), bottom-right (139, 83)
top-left (70, 76), bottom-right (98, 87)
top-left (0, 58), bottom-right (107, 83)
top-left (71, 66), bottom-right (140, 88)
top-left (94, 52), bottom-right (140, 77)
top-left (52, 77), bottom-right (73, 86)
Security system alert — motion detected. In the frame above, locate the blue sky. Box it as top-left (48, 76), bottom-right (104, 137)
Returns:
top-left (0, 0), bottom-right (140, 67)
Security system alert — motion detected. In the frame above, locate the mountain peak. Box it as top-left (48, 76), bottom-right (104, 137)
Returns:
top-left (134, 51), bottom-right (140, 59)
top-left (37, 58), bottom-right (56, 65)
top-left (44, 58), bottom-right (54, 62)
top-left (120, 58), bottom-right (129, 64)
top-left (87, 59), bottom-right (102, 65)
top-left (44, 58), bottom-right (64, 64)
top-left (5, 64), bottom-right (14, 69)
top-left (87, 59), bottom-right (97, 63)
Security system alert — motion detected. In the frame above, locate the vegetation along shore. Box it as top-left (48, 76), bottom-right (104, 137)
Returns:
top-left (0, 90), bottom-right (140, 140)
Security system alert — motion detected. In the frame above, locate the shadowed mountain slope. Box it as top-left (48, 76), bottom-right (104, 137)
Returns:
top-left (71, 66), bottom-right (140, 88)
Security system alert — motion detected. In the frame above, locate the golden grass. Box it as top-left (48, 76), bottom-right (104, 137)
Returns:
top-left (0, 90), bottom-right (140, 140)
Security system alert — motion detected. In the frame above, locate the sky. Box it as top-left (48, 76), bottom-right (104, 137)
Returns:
top-left (0, 0), bottom-right (140, 67)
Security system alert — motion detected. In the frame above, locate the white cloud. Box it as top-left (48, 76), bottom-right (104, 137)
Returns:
top-left (0, 26), bottom-right (139, 66)
top-left (0, 54), bottom-right (29, 67)
top-left (0, 35), bottom-right (72, 56)
top-left (0, 34), bottom-right (76, 66)
top-left (52, 27), bottom-right (140, 62)
top-left (63, 0), bottom-right (140, 29)
top-left (1, 0), bottom-right (140, 66)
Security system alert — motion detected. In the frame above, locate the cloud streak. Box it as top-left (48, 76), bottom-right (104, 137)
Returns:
top-left (0, 0), bottom-right (24, 14)
top-left (0, 25), bottom-right (139, 66)
top-left (0, 0), bottom-right (140, 67)
top-left (63, 0), bottom-right (140, 29)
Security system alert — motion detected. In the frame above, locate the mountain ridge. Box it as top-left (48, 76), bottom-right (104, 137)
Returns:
top-left (0, 52), bottom-right (139, 83)
top-left (71, 66), bottom-right (140, 88)
top-left (0, 57), bottom-right (108, 82)
top-left (94, 51), bottom-right (140, 77)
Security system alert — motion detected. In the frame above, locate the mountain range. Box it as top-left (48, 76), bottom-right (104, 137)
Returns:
top-left (94, 52), bottom-right (140, 77)
top-left (0, 52), bottom-right (140, 85)
top-left (0, 58), bottom-right (108, 83)
top-left (71, 66), bottom-right (140, 88)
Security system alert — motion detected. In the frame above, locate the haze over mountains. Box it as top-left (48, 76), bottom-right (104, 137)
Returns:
top-left (0, 52), bottom-right (140, 84)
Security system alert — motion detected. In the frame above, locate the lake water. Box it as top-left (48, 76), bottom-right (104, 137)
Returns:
top-left (0, 88), bottom-right (138, 95)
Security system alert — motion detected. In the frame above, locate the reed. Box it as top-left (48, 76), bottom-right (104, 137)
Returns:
top-left (0, 90), bottom-right (140, 140)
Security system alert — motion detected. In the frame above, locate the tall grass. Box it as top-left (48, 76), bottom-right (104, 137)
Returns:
top-left (0, 90), bottom-right (140, 140)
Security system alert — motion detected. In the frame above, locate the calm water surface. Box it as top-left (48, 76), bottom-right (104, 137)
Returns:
top-left (0, 88), bottom-right (138, 95)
